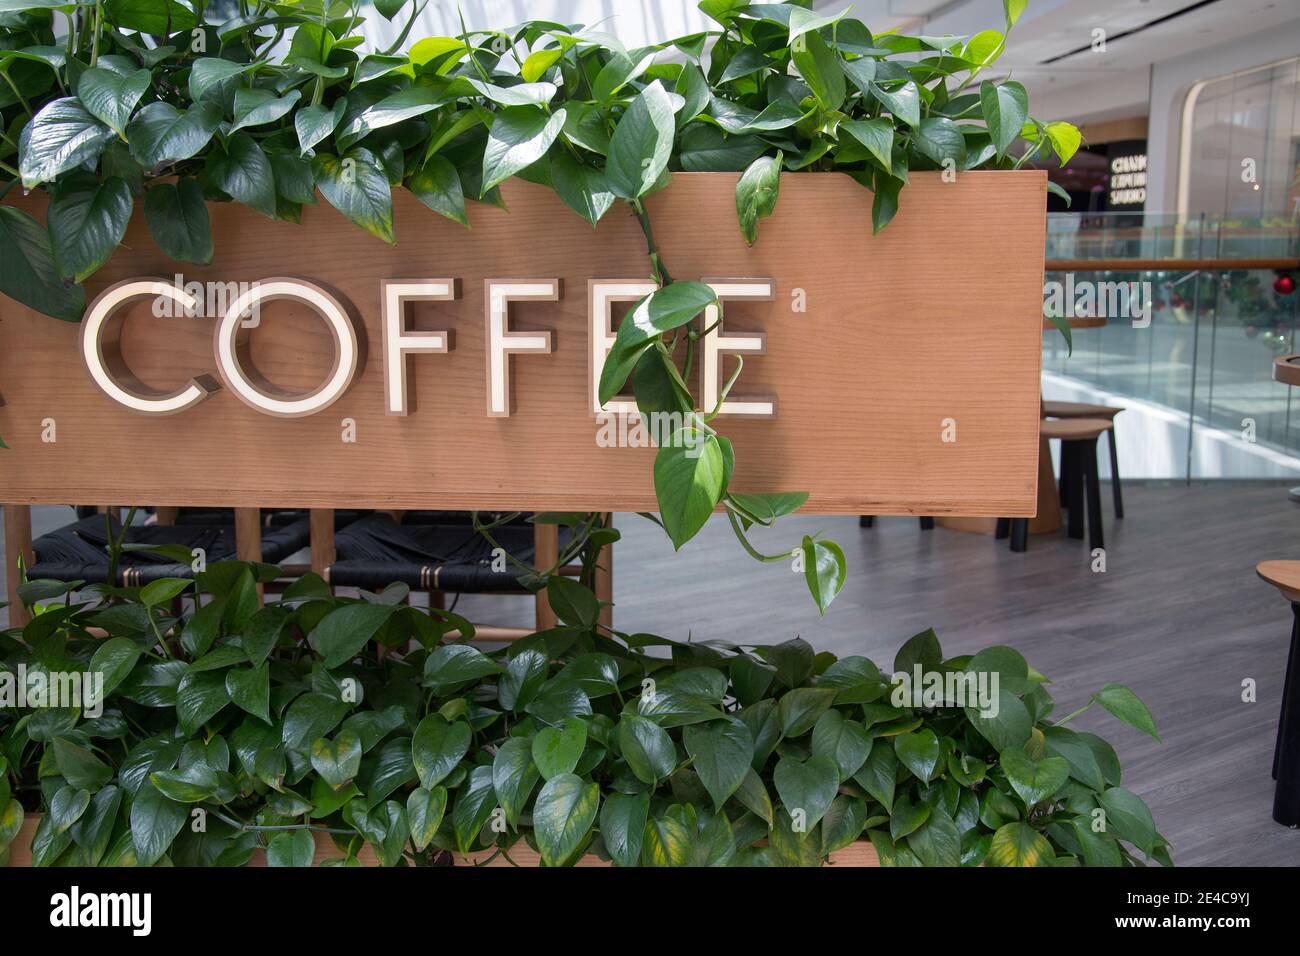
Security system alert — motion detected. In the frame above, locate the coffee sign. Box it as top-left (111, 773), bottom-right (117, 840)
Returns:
top-left (0, 173), bottom-right (1046, 516)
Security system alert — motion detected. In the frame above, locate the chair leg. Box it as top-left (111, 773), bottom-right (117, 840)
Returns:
top-left (995, 518), bottom-right (1010, 539)
top-left (859, 516), bottom-right (874, 528)
top-left (1274, 604), bottom-right (1299, 780)
top-left (918, 516), bottom-right (934, 531)
top-left (1274, 603), bottom-right (1300, 827)
top-left (1058, 441), bottom-right (1074, 510)
top-left (1010, 518), bottom-right (1029, 553)
top-left (1083, 438), bottom-right (1104, 552)
top-left (1065, 443), bottom-right (1085, 540)
top-left (1108, 425), bottom-right (1124, 519)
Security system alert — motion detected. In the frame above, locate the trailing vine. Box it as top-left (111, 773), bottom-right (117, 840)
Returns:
top-left (0, 0), bottom-right (1080, 612)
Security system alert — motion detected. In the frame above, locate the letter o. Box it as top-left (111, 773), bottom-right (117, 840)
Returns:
top-left (213, 278), bottom-right (358, 418)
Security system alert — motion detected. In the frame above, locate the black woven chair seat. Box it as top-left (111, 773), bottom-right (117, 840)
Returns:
top-left (30, 514), bottom-right (311, 586)
top-left (327, 513), bottom-right (566, 592)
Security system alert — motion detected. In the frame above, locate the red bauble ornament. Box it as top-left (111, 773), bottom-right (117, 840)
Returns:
top-left (1276, 274), bottom-right (1297, 296)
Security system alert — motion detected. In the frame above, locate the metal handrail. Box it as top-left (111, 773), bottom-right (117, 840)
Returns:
top-left (1045, 258), bottom-right (1300, 272)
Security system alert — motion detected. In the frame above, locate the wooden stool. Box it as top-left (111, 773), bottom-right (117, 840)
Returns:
top-left (1255, 560), bottom-right (1300, 827)
top-left (859, 516), bottom-right (934, 530)
top-left (1000, 417), bottom-right (1111, 552)
top-left (1042, 400), bottom-right (1125, 519)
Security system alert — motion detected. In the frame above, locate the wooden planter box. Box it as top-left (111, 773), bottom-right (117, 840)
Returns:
top-left (6, 814), bottom-right (879, 867)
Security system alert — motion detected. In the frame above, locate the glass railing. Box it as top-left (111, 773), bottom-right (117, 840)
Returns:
top-left (1042, 214), bottom-right (1300, 479)
top-left (1045, 212), bottom-right (1300, 263)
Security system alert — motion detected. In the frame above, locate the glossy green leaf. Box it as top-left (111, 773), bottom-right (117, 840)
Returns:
top-left (411, 714), bottom-right (471, 788)
top-left (311, 150), bottom-right (395, 244)
top-left (0, 205), bottom-right (85, 320)
top-left (772, 754), bottom-right (838, 830)
top-left (266, 828), bottom-right (314, 867)
top-left (409, 154), bottom-right (468, 225)
top-left (653, 429), bottom-right (725, 550)
top-left (599, 790), bottom-right (649, 867)
top-left (840, 117), bottom-right (893, 173)
top-left (492, 736), bottom-right (540, 825)
top-left (127, 101), bottom-right (223, 168)
top-left (225, 662), bottom-right (271, 723)
top-left (735, 150), bottom-right (782, 244)
top-left (310, 602), bottom-right (397, 669)
top-left (987, 821), bottom-right (1055, 867)
top-left (230, 88), bottom-right (301, 135)
top-left (49, 785), bottom-right (91, 833)
top-left (1099, 786), bottom-right (1157, 855)
top-left (311, 730), bottom-right (363, 790)
top-left (481, 105), bottom-right (566, 194)
top-left (89, 635), bottom-right (143, 698)
top-left (550, 152), bottom-right (615, 227)
top-left (143, 178), bottom-right (213, 264)
top-left (618, 714), bottom-right (678, 784)
top-left (532, 717), bottom-right (587, 780)
top-left (532, 773), bottom-right (599, 866)
top-left (790, 30), bottom-right (844, 111)
top-left (407, 786), bottom-right (448, 852)
top-left (130, 780), bottom-right (188, 867)
top-left (893, 728), bottom-right (941, 781)
top-left (979, 80), bottom-right (1028, 156)
top-left (20, 97), bottom-right (114, 188)
top-left (810, 709), bottom-right (871, 780)
top-left (606, 80), bottom-right (675, 200)
top-left (801, 535), bottom-right (847, 615)
top-left (1092, 684), bottom-right (1160, 740)
top-left (682, 716), bottom-right (753, 809)
top-left (1001, 748), bottom-right (1070, 808)
top-left (296, 99), bottom-right (347, 154)
top-left (77, 66), bottom-right (150, 137)
top-left (52, 736), bottom-right (113, 790)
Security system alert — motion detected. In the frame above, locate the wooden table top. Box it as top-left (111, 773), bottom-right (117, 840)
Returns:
top-left (1273, 355), bottom-right (1300, 388)
top-left (1258, 560), bottom-right (1300, 603)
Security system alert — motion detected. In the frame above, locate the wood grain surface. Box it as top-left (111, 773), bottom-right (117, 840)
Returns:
top-left (0, 171), bottom-right (1046, 515)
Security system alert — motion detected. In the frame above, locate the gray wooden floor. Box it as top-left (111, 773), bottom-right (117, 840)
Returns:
top-left (6, 484), bottom-right (1300, 865)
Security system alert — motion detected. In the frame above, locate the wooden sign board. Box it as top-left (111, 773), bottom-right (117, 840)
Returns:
top-left (0, 171), bottom-right (1045, 516)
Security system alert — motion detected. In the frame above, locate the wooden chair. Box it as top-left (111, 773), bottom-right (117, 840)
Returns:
top-left (307, 509), bottom-right (613, 640)
top-left (999, 417), bottom-right (1112, 553)
top-left (1042, 400), bottom-right (1125, 519)
top-left (3, 503), bottom-right (613, 641)
top-left (1255, 560), bottom-right (1300, 827)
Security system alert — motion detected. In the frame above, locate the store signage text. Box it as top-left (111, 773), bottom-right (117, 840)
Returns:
top-left (80, 277), bottom-right (777, 420)
top-left (1107, 152), bottom-right (1147, 207)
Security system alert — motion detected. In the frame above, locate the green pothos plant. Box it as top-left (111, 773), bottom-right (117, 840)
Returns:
top-left (0, 0), bottom-right (1080, 612)
top-left (1, 558), bottom-right (1167, 867)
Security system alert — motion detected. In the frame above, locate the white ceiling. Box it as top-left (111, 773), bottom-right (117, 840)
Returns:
top-left (360, 1), bottom-right (1300, 126)
top-left (816, 0), bottom-right (1300, 124)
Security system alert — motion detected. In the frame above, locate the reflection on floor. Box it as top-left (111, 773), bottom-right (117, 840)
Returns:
top-left (5, 484), bottom-right (1299, 865)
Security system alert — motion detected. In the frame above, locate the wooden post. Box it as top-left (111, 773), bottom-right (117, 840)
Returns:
top-left (234, 508), bottom-right (264, 604)
top-left (4, 504), bottom-right (34, 628)
top-left (309, 509), bottom-right (335, 583)
top-left (534, 522), bottom-right (558, 630)
top-left (154, 507), bottom-right (178, 526)
top-left (595, 513), bottom-right (614, 630)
